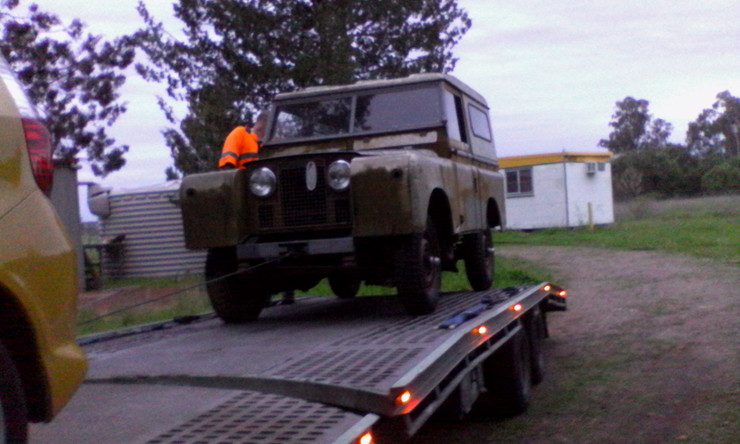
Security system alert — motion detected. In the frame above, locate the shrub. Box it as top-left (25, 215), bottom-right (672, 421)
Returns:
top-left (702, 157), bottom-right (740, 193)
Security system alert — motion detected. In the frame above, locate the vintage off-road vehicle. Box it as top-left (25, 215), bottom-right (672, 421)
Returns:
top-left (181, 73), bottom-right (506, 322)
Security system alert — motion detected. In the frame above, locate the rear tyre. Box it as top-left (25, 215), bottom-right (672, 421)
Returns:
top-left (0, 342), bottom-right (28, 444)
top-left (395, 217), bottom-right (441, 315)
top-left (478, 326), bottom-right (532, 417)
top-left (463, 230), bottom-right (494, 291)
top-left (205, 247), bottom-right (270, 323)
top-left (524, 306), bottom-right (547, 384)
top-left (328, 273), bottom-right (361, 299)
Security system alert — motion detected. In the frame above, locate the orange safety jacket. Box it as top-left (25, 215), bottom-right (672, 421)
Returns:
top-left (219, 126), bottom-right (259, 168)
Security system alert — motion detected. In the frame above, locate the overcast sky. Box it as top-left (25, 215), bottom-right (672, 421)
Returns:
top-left (26, 0), bottom-right (740, 217)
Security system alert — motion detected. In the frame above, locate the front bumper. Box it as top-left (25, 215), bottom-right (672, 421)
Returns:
top-left (237, 237), bottom-right (355, 260)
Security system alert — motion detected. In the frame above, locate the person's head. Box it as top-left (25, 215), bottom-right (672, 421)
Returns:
top-left (252, 111), bottom-right (269, 139)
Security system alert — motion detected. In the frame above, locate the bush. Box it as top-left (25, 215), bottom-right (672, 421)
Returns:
top-left (702, 157), bottom-right (740, 193)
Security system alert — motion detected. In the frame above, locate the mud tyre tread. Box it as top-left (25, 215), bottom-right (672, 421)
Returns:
top-left (463, 230), bottom-right (494, 291)
top-left (395, 217), bottom-right (441, 315)
top-left (205, 247), bottom-right (268, 323)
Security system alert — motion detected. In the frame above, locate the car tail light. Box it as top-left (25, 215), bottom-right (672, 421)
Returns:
top-left (21, 117), bottom-right (54, 195)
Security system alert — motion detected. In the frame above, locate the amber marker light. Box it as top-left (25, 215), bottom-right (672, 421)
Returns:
top-left (543, 284), bottom-right (552, 291)
top-left (474, 325), bottom-right (488, 335)
top-left (397, 390), bottom-right (412, 405)
top-left (510, 303), bottom-right (523, 312)
top-left (359, 431), bottom-right (374, 444)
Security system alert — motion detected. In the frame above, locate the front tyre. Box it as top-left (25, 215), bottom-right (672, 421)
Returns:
top-left (395, 217), bottom-right (441, 315)
top-left (0, 342), bottom-right (27, 444)
top-left (205, 247), bottom-right (269, 323)
top-left (463, 229), bottom-right (494, 291)
top-left (328, 273), bottom-right (361, 299)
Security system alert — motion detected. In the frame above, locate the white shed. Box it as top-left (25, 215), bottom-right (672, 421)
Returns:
top-left (87, 181), bottom-right (206, 278)
top-left (500, 152), bottom-right (614, 230)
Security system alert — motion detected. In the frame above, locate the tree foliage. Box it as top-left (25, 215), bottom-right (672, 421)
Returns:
top-left (599, 96), bottom-right (672, 153)
top-left (134, 0), bottom-right (471, 177)
top-left (0, 0), bottom-right (135, 176)
top-left (605, 92), bottom-right (739, 200)
top-left (687, 91), bottom-right (740, 157)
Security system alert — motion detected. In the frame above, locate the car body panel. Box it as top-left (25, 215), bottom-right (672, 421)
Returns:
top-left (0, 57), bottom-right (86, 422)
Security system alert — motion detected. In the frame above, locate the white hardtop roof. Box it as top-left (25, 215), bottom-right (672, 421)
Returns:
top-left (275, 73), bottom-right (489, 108)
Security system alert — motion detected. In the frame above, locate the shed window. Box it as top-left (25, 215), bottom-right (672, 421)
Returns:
top-left (506, 167), bottom-right (533, 196)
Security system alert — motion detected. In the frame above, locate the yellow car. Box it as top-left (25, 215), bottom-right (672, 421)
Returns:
top-left (0, 56), bottom-right (86, 442)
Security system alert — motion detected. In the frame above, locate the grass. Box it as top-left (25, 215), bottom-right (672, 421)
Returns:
top-left (77, 256), bottom-right (556, 336)
top-left (498, 194), bottom-right (739, 263)
top-left (77, 276), bottom-right (212, 336)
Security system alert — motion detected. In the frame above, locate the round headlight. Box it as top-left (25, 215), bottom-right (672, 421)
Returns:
top-left (327, 160), bottom-right (351, 191)
top-left (249, 167), bottom-right (276, 198)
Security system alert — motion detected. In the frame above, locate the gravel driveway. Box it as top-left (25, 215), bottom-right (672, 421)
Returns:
top-left (411, 245), bottom-right (739, 444)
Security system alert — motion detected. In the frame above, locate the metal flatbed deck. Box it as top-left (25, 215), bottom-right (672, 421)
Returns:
top-left (46, 284), bottom-right (564, 444)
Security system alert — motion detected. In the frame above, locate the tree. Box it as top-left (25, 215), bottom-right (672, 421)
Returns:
top-left (599, 97), bottom-right (672, 153)
top-left (0, 0), bottom-right (135, 176)
top-left (687, 91), bottom-right (740, 157)
top-left (134, 0), bottom-right (471, 177)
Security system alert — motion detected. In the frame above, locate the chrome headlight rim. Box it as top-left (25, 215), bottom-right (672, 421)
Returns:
top-left (327, 159), bottom-right (351, 191)
top-left (249, 167), bottom-right (277, 198)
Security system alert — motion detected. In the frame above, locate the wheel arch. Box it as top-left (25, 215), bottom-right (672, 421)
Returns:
top-left (428, 188), bottom-right (453, 237)
top-left (486, 198), bottom-right (504, 229)
top-left (0, 285), bottom-right (51, 422)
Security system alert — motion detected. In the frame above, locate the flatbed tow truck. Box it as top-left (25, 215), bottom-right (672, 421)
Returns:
top-left (54, 75), bottom-right (568, 443)
top-left (74, 283), bottom-right (566, 444)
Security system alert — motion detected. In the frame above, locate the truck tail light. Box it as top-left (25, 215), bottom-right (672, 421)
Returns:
top-left (22, 117), bottom-right (54, 195)
top-left (358, 431), bottom-right (374, 444)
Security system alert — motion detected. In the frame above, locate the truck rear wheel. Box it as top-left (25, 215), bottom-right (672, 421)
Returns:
top-left (328, 274), bottom-right (361, 299)
top-left (0, 342), bottom-right (27, 444)
top-left (477, 326), bottom-right (532, 417)
top-left (463, 230), bottom-right (494, 291)
top-left (395, 217), bottom-right (441, 315)
top-left (205, 247), bottom-right (269, 323)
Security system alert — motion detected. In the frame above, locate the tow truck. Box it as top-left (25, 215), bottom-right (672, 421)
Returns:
top-left (76, 283), bottom-right (566, 443)
top-left (54, 75), bottom-right (566, 443)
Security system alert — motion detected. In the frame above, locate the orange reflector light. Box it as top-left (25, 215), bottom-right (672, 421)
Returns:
top-left (558, 290), bottom-right (567, 297)
top-left (543, 284), bottom-right (552, 291)
top-left (359, 431), bottom-right (373, 444)
top-left (474, 325), bottom-right (488, 335)
top-left (397, 390), bottom-right (412, 404)
top-left (510, 303), bottom-right (523, 312)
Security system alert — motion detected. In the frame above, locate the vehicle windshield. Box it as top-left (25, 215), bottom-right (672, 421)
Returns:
top-left (270, 85), bottom-right (442, 143)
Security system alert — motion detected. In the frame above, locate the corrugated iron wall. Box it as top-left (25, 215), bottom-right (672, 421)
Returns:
top-left (99, 184), bottom-right (206, 278)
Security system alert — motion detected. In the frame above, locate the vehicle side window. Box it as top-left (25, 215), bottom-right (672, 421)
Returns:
top-left (468, 104), bottom-right (492, 142)
top-left (506, 167), bottom-right (533, 196)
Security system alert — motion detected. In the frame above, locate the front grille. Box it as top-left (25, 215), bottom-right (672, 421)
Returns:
top-left (256, 157), bottom-right (352, 231)
top-left (281, 165), bottom-right (328, 226)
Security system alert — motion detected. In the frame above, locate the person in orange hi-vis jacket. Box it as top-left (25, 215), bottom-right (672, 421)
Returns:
top-left (218, 112), bottom-right (268, 169)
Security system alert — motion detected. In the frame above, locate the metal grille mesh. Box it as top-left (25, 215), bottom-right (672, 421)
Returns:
top-left (281, 164), bottom-right (328, 227)
top-left (257, 204), bottom-right (275, 228)
top-left (146, 391), bottom-right (360, 444)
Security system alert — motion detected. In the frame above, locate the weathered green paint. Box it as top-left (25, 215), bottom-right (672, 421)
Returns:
top-left (180, 169), bottom-right (247, 249)
top-left (180, 73), bottom-right (506, 261)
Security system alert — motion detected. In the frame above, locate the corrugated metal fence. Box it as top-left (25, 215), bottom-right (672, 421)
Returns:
top-left (97, 182), bottom-right (206, 278)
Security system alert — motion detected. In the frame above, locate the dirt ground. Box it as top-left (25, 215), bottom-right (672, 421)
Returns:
top-left (410, 245), bottom-right (739, 444)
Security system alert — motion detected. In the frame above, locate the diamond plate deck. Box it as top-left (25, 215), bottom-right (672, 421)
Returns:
top-left (146, 391), bottom-right (375, 444)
